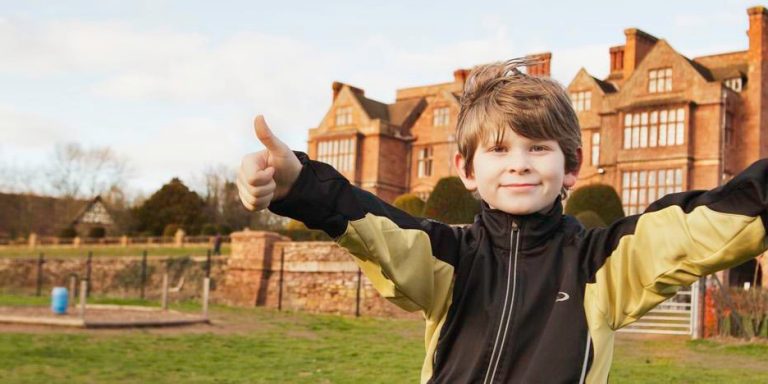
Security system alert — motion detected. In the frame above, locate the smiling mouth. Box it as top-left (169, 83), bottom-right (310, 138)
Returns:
top-left (500, 183), bottom-right (539, 189)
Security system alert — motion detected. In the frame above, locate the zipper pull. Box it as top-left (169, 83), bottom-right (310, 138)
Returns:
top-left (511, 220), bottom-right (519, 232)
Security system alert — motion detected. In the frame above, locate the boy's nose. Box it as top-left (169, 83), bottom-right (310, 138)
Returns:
top-left (505, 153), bottom-right (531, 174)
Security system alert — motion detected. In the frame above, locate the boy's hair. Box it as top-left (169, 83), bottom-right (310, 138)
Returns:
top-left (456, 58), bottom-right (582, 177)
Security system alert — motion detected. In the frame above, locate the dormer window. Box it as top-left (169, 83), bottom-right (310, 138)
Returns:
top-left (570, 91), bottom-right (591, 112)
top-left (335, 106), bottom-right (352, 126)
top-left (433, 107), bottom-right (450, 126)
top-left (648, 68), bottom-right (672, 93)
top-left (724, 77), bottom-right (743, 92)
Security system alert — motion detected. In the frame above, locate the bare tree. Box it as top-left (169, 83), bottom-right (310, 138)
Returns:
top-left (46, 143), bottom-right (130, 199)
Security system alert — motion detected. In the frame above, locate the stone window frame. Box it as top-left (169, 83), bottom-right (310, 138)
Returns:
top-left (318, 137), bottom-right (355, 173)
top-left (621, 168), bottom-right (684, 215)
top-left (570, 91), bottom-right (592, 112)
top-left (648, 67), bottom-right (672, 93)
top-left (417, 146), bottom-right (433, 178)
top-left (433, 107), bottom-right (450, 127)
top-left (335, 106), bottom-right (353, 126)
top-left (623, 107), bottom-right (685, 150)
top-left (591, 131), bottom-right (600, 166)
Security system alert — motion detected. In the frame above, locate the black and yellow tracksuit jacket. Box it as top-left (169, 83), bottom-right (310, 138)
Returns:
top-left (269, 152), bottom-right (768, 384)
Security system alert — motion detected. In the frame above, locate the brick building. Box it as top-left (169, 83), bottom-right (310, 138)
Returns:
top-left (306, 7), bottom-right (767, 285)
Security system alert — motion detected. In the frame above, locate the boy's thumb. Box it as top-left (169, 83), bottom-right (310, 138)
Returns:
top-left (254, 115), bottom-right (286, 153)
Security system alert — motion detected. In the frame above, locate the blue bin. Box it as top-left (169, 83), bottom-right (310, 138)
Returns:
top-left (51, 287), bottom-right (68, 315)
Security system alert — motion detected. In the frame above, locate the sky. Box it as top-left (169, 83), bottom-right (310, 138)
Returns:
top-left (0, 0), bottom-right (760, 197)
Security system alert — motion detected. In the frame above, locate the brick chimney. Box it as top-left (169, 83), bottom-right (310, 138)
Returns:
top-left (609, 45), bottom-right (625, 74)
top-left (622, 28), bottom-right (658, 80)
top-left (525, 52), bottom-right (551, 77)
top-left (745, 6), bottom-right (768, 163)
top-left (453, 69), bottom-right (470, 84)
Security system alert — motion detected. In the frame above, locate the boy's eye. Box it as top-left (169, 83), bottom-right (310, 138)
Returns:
top-left (489, 145), bottom-right (507, 153)
top-left (530, 144), bottom-right (549, 152)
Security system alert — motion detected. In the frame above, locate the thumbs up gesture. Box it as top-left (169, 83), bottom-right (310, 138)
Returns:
top-left (237, 115), bottom-right (302, 211)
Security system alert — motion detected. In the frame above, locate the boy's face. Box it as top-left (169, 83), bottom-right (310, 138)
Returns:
top-left (455, 127), bottom-right (580, 215)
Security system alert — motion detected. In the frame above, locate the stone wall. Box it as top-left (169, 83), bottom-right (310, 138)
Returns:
top-left (218, 230), bottom-right (419, 319)
top-left (0, 255), bottom-right (225, 301)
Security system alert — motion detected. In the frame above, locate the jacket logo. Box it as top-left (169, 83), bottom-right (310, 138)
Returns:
top-left (556, 292), bottom-right (570, 302)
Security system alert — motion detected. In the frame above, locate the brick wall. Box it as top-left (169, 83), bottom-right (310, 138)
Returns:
top-left (218, 230), bottom-right (419, 319)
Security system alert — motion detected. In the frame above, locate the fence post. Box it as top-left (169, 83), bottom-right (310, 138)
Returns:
top-left (86, 251), bottom-right (93, 297)
top-left (161, 273), bottom-right (169, 310)
top-left (35, 252), bottom-right (45, 297)
top-left (278, 248), bottom-right (284, 311)
top-left (140, 250), bottom-right (148, 300)
top-left (79, 280), bottom-right (88, 318)
top-left (69, 275), bottom-right (77, 307)
top-left (202, 277), bottom-right (210, 318)
top-left (355, 268), bottom-right (362, 317)
top-left (205, 249), bottom-right (212, 278)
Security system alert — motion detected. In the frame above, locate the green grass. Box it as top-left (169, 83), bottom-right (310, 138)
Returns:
top-left (1, 294), bottom-right (767, 383)
top-left (0, 245), bottom-right (230, 259)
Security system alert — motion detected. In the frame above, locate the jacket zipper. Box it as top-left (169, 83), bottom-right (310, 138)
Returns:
top-left (483, 220), bottom-right (520, 384)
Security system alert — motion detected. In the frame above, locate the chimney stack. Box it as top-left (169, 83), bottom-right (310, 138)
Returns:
top-left (453, 69), bottom-right (470, 84)
top-left (525, 52), bottom-right (552, 77)
top-left (622, 28), bottom-right (658, 80)
top-left (609, 45), bottom-right (625, 74)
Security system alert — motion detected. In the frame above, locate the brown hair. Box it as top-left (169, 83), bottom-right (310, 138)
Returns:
top-left (456, 58), bottom-right (582, 177)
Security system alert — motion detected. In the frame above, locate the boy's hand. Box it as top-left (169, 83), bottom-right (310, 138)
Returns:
top-left (237, 115), bottom-right (302, 211)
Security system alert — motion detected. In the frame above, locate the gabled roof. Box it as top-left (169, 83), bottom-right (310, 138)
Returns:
top-left (71, 196), bottom-right (114, 226)
top-left (593, 77), bottom-right (617, 93)
top-left (388, 98), bottom-right (425, 127)
top-left (351, 91), bottom-right (390, 121)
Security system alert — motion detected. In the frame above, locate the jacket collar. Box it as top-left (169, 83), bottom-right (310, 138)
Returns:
top-left (478, 197), bottom-right (564, 252)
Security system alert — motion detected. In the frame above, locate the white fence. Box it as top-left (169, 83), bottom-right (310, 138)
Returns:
top-left (619, 280), bottom-right (699, 336)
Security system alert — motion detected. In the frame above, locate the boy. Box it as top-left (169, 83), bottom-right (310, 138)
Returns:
top-left (237, 59), bottom-right (768, 383)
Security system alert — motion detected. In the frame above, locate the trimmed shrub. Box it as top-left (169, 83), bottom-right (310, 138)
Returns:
top-left (565, 184), bottom-right (624, 225)
top-left (574, 211), bottom-right (606, 229)
top-left (88, 226), bottom-right (106, 238)
top-left (202, 223), bottom-right (218, 236)
top-left (424, 177), bottom-right (480, 224)
top-left (163, 224), bottom-right (180, 237)
top-left (393, 193), bottom-right (425, 216)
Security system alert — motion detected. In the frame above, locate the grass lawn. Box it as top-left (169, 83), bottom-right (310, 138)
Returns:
top-left (0, 245), bottom-right (230, 259)
top-left (1, 294), bottom-right (767, 383)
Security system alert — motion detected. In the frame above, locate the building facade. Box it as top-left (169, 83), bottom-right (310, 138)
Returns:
top-left (306, 6), bottom-right (767, 285)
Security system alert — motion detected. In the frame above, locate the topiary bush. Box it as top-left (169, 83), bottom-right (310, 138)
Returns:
top-left (393, 193), bottom-right (425, 217)
top-left (574, 210), bottom-right (606, 229)
top-left (423, 177), bottom-right (480, 224)
top-left (565, 184), bottom-right (624, 225)
top-left (162, 224), bottom-right (180, 237)
top-left (88, 226), bottom-right (106, 238)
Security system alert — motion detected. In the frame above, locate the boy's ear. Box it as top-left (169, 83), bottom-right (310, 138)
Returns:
top-left (563, 147), bottom-right (583, 189)
top-left (454, 152), bottom-right (477, 191)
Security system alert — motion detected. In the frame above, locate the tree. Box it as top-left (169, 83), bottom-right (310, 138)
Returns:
top-left (132, 178), bottom-right (206, 236)
top-left (393, 193), bottom-right (426, 217)
top-left (574, 211), bottom-right (606, 229)
top-left (46, 143), bottom-right (130, 199)
top-left (565, 184), bottom-right (625, 226)
top-left (423, 177), bottom-right (480, 224)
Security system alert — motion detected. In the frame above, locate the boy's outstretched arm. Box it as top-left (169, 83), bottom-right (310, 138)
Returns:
top-left (237, 116), bottom-right (459, 319)
top-left (581, 159), bottom-right (768, 330)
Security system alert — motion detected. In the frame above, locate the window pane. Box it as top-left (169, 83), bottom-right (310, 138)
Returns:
top-left (675, 169), bottom-right (683, 186)
top-left (585, 92), bottom-right (591, 110)
top-left (640, 125), bottom-right (648, 147)
top-left (650, 111), bottom-right (658, 123)
top-left (650, 125), bottom-right (658, 147)
top-left (623, 172), bottom-right (630, 188)
top-left (660, 124), bottom-right (667, 146)
top-left (631, 171), bottom-right (638, 187)
top-left (676, 108), bottom-right (685, 122)
top-left (660, 110), bottom-right (667, 123)
top-left (632, 126), bottom-right (640, 148)
top-left (624, 128), bottom-right (632, 149)
top-left (676, 122), bottom-right (684, 145)
top-left (668, 123), bottom-right (676, 145)
top-left (625, 114), bottom-right (632, 127)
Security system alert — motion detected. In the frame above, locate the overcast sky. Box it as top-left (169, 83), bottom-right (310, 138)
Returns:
top-left (0, 0), bottom-right (759, 196)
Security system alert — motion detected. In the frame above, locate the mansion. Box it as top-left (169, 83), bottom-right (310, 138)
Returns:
top-left (305, 6), bottom-right (768, 220)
